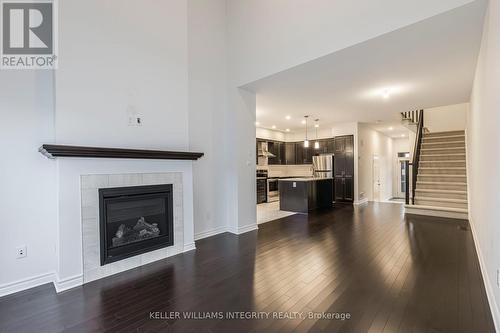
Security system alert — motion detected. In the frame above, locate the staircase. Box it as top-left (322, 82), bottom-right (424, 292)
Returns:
top-left (405, 130), bottom-right (469, 219)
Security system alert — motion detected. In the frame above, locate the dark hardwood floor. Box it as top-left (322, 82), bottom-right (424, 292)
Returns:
top-left (0, 203), bottom-right (495, 333)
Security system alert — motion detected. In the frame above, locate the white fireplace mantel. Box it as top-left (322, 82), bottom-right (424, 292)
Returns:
top-left (53, 157), bottom-right (195, 292)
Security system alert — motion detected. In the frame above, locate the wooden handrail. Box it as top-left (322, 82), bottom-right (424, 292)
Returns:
top-left (410, 110), bottom-right (424, 204)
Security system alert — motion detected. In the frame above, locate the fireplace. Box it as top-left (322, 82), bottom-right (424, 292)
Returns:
top-left (99, 184), bottom-right (174, 265)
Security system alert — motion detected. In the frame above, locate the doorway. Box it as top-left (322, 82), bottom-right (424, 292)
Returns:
top-left (396, 154), bottom-right (410, 198)
top-left (373, 154), bottom-right (381, 201)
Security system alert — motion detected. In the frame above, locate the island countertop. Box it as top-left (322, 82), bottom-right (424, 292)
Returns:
top-left (279, 178), bottom-right (333, 213)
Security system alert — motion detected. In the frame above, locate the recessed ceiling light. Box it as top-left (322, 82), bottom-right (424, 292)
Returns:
top-left (314, 124), bottom-right (319, 128)
top-left (401, 134), bottom-right (405, 137)
top-left (286, 129), bottom-right (290, 132)
top-left (255, 121), bottom-right (260, 126)
top-left (272, 125), bottom-right (276, 129)
top-left (301, 120), bottom-right (306, 124)
top-left (388, 127), bottom-right (394, 131)
top-left (366, 85), bottom-right (407, 100)
top-left (285, 115), bottom-right (291, 120)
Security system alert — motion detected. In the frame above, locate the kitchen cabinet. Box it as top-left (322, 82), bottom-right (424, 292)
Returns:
top-left (295, 144), bottom-right (304, 164)
top-left (267, 141), bottom-right (281, 165)
top-left (279, 178), bottom-right (333, 213)
top-left (256, 138), bottom-right (337, 165)
top-left (256, 178), bottom-right (267, 204)
top-left (284, 142), bottom-right (296, 165)
top-left (296, 144), bottom-right (313, 164)
top-left (315, 138), bottom-right (335, 154)
top-left (326, 138), bottom-right (336, 154)
top-left (306, 146), bottom-right (313, 163)
top-left (333, 135), bottom-right (354, 202)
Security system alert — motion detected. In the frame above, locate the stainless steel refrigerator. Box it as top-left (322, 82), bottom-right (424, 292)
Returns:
top-left (312, 155), bottom-right (333, 178)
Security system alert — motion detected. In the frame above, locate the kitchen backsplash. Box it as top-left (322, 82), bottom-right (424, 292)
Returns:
top-left (266, 165), bottom-right (314, 178)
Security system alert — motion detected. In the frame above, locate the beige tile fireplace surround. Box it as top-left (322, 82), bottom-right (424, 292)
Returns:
top-left (81, 173), bottom-right (186, 283)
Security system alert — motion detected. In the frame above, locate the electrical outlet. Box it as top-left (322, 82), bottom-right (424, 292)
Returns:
top-left (128, 116), bottom-right (142, 126)
top-left (16, 245), bottom-right (27, 259)
top-left (126, 105), bottom-right (142, 127)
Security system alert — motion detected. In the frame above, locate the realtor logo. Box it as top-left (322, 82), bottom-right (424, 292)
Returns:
top-left (1, 0), bottom-right (57, 69)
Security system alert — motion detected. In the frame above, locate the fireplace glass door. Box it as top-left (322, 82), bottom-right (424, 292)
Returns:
top-left (99, 184), bottom-right (173, 265)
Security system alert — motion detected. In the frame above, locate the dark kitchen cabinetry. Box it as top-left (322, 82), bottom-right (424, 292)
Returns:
top-left (256, 178), bottom-right (267, 204)
top-left (267, 141), bottom-right (282, 165)
top-left (333, 135), bottom-right (354, 202)
top-left (314, 138), bottom-right (335, 154)
top-left (326, 139), bottom-right (336, 154)
top-left (284, 142), bottom-right (296, 165)
top-left (295, 144), bottom-right (313, 164)
top-left (256, 137), bottom-right (337, 165)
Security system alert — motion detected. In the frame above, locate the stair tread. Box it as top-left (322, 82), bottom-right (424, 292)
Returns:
top-left (420, 160), bottom-right (466, 163)
top-left (422, 141), bottom-right (465, 144)
top-left (417, 181), bottom-right (467, 185)
top-left (418, 174), bottom-right (466, 177)
top-left (423, 134), bottom-right (465, 138)
top-left (419, 167), bottom-right (466, 169)
top-left (415, 196), bottom-right (468, 203)
top-left (425, 130), bottom-right (465, 135)
top-left (405, 204), bottom-right (468, 213)
top-left (415, 189), bottom-right (467, 194)
top-left (421, 153), bottom-right (465, 156)
top-left (421, 147), bottom-right (464, 151)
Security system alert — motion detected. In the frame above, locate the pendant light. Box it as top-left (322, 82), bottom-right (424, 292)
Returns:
top-left (303, 116), bottom-right (309, 148)
top-left (314, 119), bottom-right (320, 149)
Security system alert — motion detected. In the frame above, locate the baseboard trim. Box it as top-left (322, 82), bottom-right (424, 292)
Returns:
top-left (469, 218), bottom-right (500, 332)
top-left (227, 223), bottom-right (259, 235)
top-left (1, 241), bottom-right (200, 298)
top-left (54, 274), bottom-right (83, 293)
top-left (353, 198), bottom-right (368, 206)
top-left (0, 271), bottom-right (54, 298)
top-left (183, 242), bottom-right (196, 252)
top-left (194, 226), bottom-right (228, 241)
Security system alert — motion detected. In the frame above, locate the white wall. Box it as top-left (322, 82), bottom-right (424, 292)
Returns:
top-left (425, 103), bottom-right (468, 132)
top-left (56, 0), bottom-right (189, 149)
top-left (357, 124), bottom-right (394, 201)
top-left (187, 0), bottom-right (229, 239)
top-left (226, 0), bottom-right (473, 86)
top-left (54, 0), bottom-right (194, 286)
top-left (467, 0), bottom-right (500, 329)
top-left (0, 71), bottom-right (57, 293)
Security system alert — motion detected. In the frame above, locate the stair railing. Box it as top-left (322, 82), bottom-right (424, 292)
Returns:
top-left (401, 110), bottom-right (420, 124)
top-left (405, 109), bottom-right (424, 205)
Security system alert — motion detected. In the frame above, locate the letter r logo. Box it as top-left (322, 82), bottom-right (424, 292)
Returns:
top-left (2, 2), bottom-right (53, 54)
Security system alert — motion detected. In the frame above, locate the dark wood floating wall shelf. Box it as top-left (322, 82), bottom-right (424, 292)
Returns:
top-left (39, 144), bottom-right (204, 160)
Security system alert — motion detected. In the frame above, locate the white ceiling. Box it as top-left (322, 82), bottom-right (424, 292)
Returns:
top-left (245, 1), bottom-right (485, 132)
top-left (366, 122), bottom-right (410, 139)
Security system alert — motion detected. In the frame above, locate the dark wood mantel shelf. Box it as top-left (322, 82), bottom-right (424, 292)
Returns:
top-left (39, 144), bottom-right (204, 160)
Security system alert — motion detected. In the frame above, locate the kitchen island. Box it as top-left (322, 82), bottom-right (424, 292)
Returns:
top-left (278, 178), bottom-right (333, 213)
